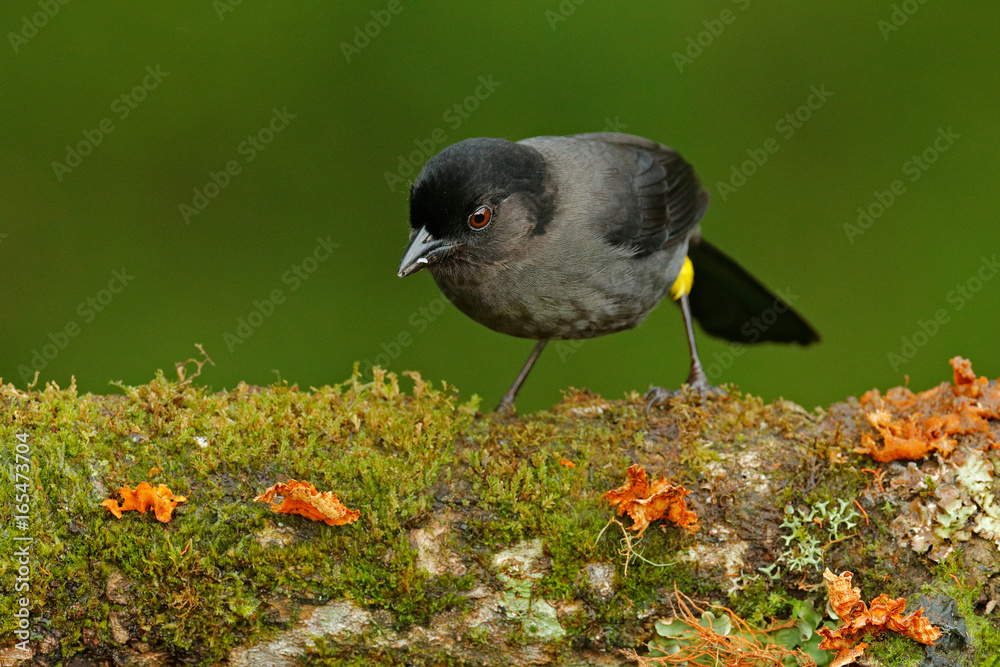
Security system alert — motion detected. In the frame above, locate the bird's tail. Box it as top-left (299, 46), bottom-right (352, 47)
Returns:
top-left (686, 239), bottom-right (819, 345)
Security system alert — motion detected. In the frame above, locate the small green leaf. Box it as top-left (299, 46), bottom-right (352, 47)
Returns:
top-left (655, 617), bottom-right (692, 638)
top-left (697, 610), bottom-right (733, 636)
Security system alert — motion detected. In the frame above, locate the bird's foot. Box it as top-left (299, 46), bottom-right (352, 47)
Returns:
top-left (495, 395), bottom-right (517, 414)
top-left (645, 382), bottom-right (727, 413)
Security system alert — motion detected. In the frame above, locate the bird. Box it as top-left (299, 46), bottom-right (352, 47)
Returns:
top-left (397, 132), bottom-right (819, 412)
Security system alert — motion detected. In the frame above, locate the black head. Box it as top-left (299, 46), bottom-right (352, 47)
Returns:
top-left (398, 138), bottom-right (555, 277)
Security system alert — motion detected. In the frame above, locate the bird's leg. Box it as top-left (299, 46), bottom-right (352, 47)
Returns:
top-left (496, 339), bottom-right (548, 413)
top-left (646, 293), bottom-right (725, 411)
top-left (679, 291), bottom-right (708, 388)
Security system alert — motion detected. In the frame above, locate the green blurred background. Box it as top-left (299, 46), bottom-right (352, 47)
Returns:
top-left (2, 2), bottom-right (998, 412)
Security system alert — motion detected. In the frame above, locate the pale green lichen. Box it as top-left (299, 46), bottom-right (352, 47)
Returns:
top-left (761, 499), bottom-right (860, 579)
top-left (492, 539), bottom-right (566, 641)
top-left (891, 448), bottom-right (1000, 561)
top-left (956, 451), bottom-right (1000, 543)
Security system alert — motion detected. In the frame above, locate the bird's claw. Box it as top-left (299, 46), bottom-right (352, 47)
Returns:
top-left (495, 396), bottom-right (517, 414)
top-left (645, 382), bottom-right (727, 414)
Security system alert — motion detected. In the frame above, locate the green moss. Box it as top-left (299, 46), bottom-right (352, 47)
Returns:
top-left (455, 392), bottom-right (706, 646)
top-left (0, 374), bottom-right (812, 663)
top-left (303, 638), bottom-right (471, 667)
top-left (341, 537), bottom-right (473, 629)
top-left (303, 642), bottom-right (474, 667)
top-left (2, 366), bottom-right (994, 666)
top-left (4, 374), bottom-right (701, 663)
top-left (926, 553), bottom-right (1000, 665)
top-left (727, 578), bottom-right (791, 628)
top-left (0, 369), bottom-right (479, 664)
top-left (865, 632), bottom-right (924, 667)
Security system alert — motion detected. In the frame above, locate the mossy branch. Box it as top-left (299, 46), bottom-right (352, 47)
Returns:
top-left (0, 365), bottom-right (996, 666)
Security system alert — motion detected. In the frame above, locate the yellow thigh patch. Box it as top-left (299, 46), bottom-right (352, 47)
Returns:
top-left (669, 256), bottom-right (694, 300)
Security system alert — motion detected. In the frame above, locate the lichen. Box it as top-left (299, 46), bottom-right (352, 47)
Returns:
top-left (761, 499), bottom-right (861, 580)
top-left (890, 447), bottom-right (1000, 561)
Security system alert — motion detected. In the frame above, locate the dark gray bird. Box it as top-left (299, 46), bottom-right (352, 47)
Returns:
top-left (397, 133), bottom-right (818, 412)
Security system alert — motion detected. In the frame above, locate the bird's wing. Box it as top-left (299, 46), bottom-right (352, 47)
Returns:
top-left (572, 132), bottom-right (709, 256)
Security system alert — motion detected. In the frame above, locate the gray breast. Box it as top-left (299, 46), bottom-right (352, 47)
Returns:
top-left (433, 225), bottom-right (688, 341)
top-left (431, 135), bottom-right (691, 340)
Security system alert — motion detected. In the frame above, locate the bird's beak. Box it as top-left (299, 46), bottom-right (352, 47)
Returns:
top-left (397, 227), bottom-right (458, 278)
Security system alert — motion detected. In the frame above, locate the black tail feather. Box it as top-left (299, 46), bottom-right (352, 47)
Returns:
top-left (687, 239), bottom-right (819, 345)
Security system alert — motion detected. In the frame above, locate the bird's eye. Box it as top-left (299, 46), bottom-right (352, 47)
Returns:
top-left (468, 205), bottom-right (492, 230)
